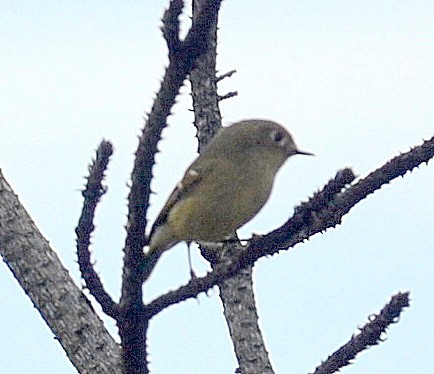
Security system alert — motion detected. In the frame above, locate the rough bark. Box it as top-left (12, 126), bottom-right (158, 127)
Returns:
top-left (189, 1), bottom-right (275, 372)
top-left (0, 170), bottom-right (122, 373)
top-left (220, 266), bottom-right (275, 374)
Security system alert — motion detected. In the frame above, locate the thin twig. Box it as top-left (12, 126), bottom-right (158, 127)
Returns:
top-left (216, 69), bottom-right (237, 82)
top-left (144, 168), bottom-right (355, 317)
top-left (145, 135), bottom-right (434, 315)
top-left (246, 135), bottom-right (434, 259)
top-left (161, 0), bottom-right (183, 58)
top-left (75, 140), bottom-right (119, 318)
top-left (218, 91), bottom-right (238, 101)
top-left (122, 0), bottom-right (224, 303)
top-left (311, 292), bottom-right (410, 374)
top-left (118, 1), bottom-right (223, 372)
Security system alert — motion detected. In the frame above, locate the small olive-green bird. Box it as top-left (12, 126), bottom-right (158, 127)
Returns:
top-left (146, 119), bottom-right (312, 261)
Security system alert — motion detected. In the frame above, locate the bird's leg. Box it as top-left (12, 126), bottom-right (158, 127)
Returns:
top-left (187, 241), bottom-right (197, 279)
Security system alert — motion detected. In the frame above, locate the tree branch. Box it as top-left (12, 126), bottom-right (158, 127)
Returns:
top-left (189, 1), bottom-right (274, 372)
top-left (216, 69), bottom-right (237, 82)
top-left (190, 0), bottom-right (223, 151)
top-left (161, 0), bottom-right (183, 58)
top-left (144, 169), bottom-right (356, 317)
top-left (76, 140), bottom-right (119, 319)
top-left (117, 1), bottom-right (223, 372)
top-left (0, 170), bottom-right (122, 373)
top-left (121, 0), bottom-right (224, 304)
top-left (248, 135), bottom-right (434, 256)
top-left (218, 91), bottom-right (238, 101)
top-left (311, 292), bottom-right (410, 374)
top-left (145, 134), bottom-right (434, 314)
top-left (220, 266), bottom-right (275, 374)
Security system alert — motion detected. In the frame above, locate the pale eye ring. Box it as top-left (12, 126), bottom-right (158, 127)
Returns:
top-left (270, 130), bottom-right (287, 146)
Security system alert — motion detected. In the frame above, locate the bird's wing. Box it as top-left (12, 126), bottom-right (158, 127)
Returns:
top-left (149, 166), bottom-right (202, 240)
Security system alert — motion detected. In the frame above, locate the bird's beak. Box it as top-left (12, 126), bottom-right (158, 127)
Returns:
top-left (295, 149), bottom-right (314, 156)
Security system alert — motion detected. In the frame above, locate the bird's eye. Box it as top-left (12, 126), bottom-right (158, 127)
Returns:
top-left (270, 130), bottom-right (286, 145)
top-left (274, 132), bottom-right (283, 142)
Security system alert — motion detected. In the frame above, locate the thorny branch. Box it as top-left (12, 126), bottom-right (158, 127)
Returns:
top-left (145, 135), bottom-right (434, 317)
top-left (312, 292), bottom-right (410, 374)
top-left (75, 140), bottom-right (119, 318)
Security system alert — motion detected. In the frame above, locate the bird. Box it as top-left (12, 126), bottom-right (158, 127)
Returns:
top-left (145, 119), bottom-right (312, 266)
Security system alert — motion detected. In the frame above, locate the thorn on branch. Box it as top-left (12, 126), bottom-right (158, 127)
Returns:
top-left (162, 0), bottom-right (184, 58)
top-left (122, 0), bottom-right (224, 320)
top-left (144, 134), bottom-right (433, 315)
top-left (247, 168), bottom-right (356, 255)
top-left (82, 140), bottom-right (113, 201)
top-left (335, 134), bottom-right (434, 213)
top-left (75, 140), bottom-right (119, 319)
top-left (216, 69), bottom-right (237, 82)
top-left (311, 292), bottom-right (410, 374)
top-left (251, 135), bottom-right (434, 256)
top-left (218, 91), bottom-right (238, 101)
top-left (294, 168), bottom-right (355, 215)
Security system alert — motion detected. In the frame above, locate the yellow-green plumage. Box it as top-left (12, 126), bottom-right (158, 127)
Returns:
top-left (148, 119), bottom-right (312, 256)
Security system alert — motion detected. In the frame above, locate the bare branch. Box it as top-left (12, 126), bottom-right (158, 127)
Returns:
top-left (336, 135), bottom-right (434, 212)
top-left (220, 266), bottom-right (274, 374)
top-left (311, 292), bottom-right (410, 374)
top-left (246, 135), bottom-right (434, 259)
top-left (184, 0), bottom-right (222, 61)
top-left (75, 140), bottom-right (119, 319)
top-left (216, 69), bottom-right (237, 82)
top-left (144, 169), bottom-right (354, 316)
top-left (118, 1), bottom-right (223, 372)
top-left (190, 1), bottom-right (222, 151)
top-left (161, 0), bottom-right (183, 57)
top-left (218, 91), bottom-right (238, 101)
top-left (144, 268), bottom-right (222, 318)
top-left (121, 0), bottom-right (224, 303)
top-left (145, 134), bottom-right (434, 313)
top-left (0, 170), bottom-right (122, 372)
top-left (189, 2), bottom-right (273, 372)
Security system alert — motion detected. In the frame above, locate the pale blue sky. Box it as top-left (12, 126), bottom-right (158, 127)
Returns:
top-left (1, 1), bottom-right (433, 373)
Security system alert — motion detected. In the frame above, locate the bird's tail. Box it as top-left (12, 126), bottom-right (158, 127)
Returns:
top-left (141, 248), bottom-right (164, 281)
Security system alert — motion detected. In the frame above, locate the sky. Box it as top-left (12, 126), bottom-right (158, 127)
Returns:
top-left (1, 1), bottom-right (433, 373)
